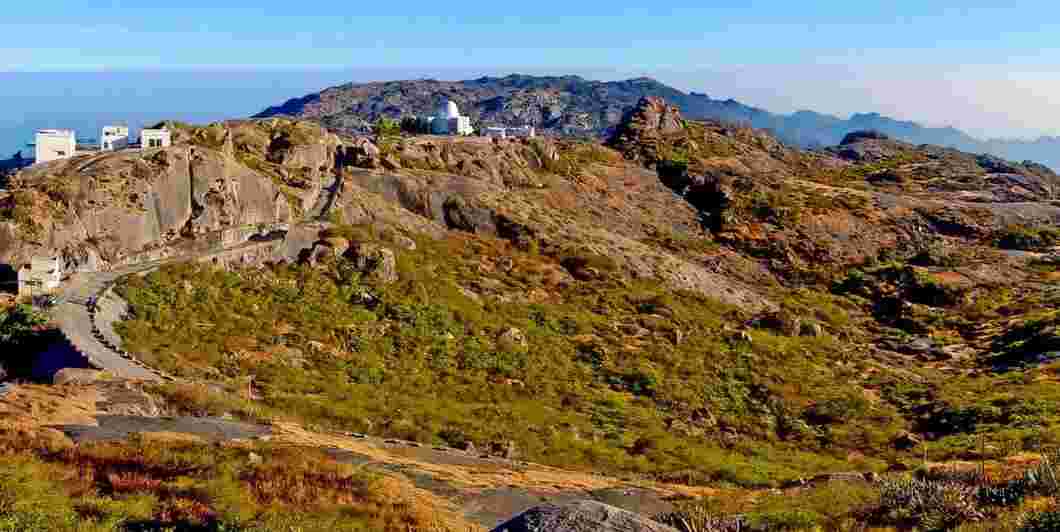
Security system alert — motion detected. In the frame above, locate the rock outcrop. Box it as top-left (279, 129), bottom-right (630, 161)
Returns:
top-left (608, 97), bottom-right (685, 165)
top-left (491, 501), bottom-right (680, 532)
top-left (0, 119), bottom-right (346, 272)
top-left (343, 242), bottom-right (398, 284)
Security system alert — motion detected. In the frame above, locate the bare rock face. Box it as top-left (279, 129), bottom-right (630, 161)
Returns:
top-left (344, 242), bottom-right (398, 284)
top-left (0, 119), bottom-right (348, 271)
top-left (608, 97), bottom-right (686, 164)
top-left (3, 145), bottom-right (295, 271)
top-left (302, 237), bottom-right (351, 266)
top-left (97, 380), bottom-right (164, 417)
top-left (344, 135), bottom-right (554, 189)
top-left (52, 368), bottom-right (105, 386)
top-left (491, 500), bottom-right (679, 532)
top-left (498, 327), bottom-right (528, 352)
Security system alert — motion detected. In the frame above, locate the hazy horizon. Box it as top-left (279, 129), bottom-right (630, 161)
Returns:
top-left (4, 65), bottom-right (1060, 160)
top-left (5, 2), bottom-right (1060, 142)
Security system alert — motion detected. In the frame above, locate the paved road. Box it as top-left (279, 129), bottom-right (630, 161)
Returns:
top-left (52, 238), bottom-right (286, 381)
top-left (54, 264), bottom-right (165, 381)
top-left (49, 170), bottom-right (344, 382)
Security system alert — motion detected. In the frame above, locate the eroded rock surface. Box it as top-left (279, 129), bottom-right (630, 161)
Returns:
top-left (491, 500), bottom-right (679, 532)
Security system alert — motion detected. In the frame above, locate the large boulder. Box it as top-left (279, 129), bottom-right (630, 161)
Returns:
top-left (344, 243), bottom-right (398, 284)
top-left (53, 368), bottom-right (105, 386)
top-left (492, 500), bottom-right (679, 532)
top-left (498, 327), bottom-right (528, 352)
top-left (840, 130), bottom-right (890, 145)
top-left (608, 97), bottom-right (685, 164)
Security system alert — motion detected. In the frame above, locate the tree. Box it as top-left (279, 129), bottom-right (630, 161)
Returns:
top-left (400, 117), bottom-right (421, 135)
top-left (0, 304), bottom-right (49, 379)
top-left (373, 118), bottom-right (401, 139)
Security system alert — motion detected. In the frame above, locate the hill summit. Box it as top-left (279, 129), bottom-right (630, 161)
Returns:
top-left (257, 73), bottom-right (1060, 169)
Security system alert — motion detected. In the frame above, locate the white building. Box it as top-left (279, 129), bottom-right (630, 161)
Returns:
top-left (34, 129), bottom-right (76, 164)
top-left (424, 100), bottom-right (473, 136)
top-left (18, 256), bottom-right (63, 298)
top-left (483, 126), bottom-right (536, 139)
top-left (508, 126), bottom-right (536, 138)
top-left (140, 128), bottom-right (171, 149)
top-left (101, 126), bottom-right (130, 151)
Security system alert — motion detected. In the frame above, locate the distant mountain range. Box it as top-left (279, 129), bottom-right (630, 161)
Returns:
top-left (256, 74), bottom-right (1060, 169)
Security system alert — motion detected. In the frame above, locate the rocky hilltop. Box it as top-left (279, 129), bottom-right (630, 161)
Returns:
top-left (7, 97), bottom-right (1060, 530)
top-left (257, 73), bottom-right (1060, 170)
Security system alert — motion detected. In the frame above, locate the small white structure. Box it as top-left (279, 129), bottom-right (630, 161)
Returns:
top-left (18, 256), bottom-right (63, 298)
top-left (483, 126), bottom-right (536, 139)
top-left (101, 126), bottom-right (130, 151)
top-left (34, 129), bottom-right (76, 164)
top-left (423, 100), bottom-right (474, 136)
top-left (508, 126), bottom-right (536, 138)
top-left (140, 128), bottom-right (171, 149)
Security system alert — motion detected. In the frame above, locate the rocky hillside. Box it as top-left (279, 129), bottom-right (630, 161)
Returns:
top-left (257, 73), bottom-right (1060, 170)
top-left (7, 97), bottom-right (1060, 530)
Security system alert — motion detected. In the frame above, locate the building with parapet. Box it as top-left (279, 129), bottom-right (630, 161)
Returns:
top-left (421, 100), bottom-right (473, 136)
top-left (483, 126), bottom-right (536, 139)
top-left (18, 256), bottom-right (63, 298)
top-left (140, 128), bottom-right (172, 149)
top-left (34, 130), bottom-right (76, 164)
top-left (101, 126), bottom-right (130, 151)
top-left (508, 126), bottom-right (536, 138)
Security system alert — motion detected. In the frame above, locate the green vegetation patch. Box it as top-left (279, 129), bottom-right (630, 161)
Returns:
top-left (0, 430), bottom-right (469, 531)
top-left (997, 224), bottom-right (1060, 251)
top-left (115, 229), bottom-right (900, 487)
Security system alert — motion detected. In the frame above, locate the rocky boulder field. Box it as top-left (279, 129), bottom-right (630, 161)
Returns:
top-left (5, 97), bottom-right (1060, 530)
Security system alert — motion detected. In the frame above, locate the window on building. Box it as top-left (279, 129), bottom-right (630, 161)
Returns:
top-left (56, 151), bottom-right (66, 156)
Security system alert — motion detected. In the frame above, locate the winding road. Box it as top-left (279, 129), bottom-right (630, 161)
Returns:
top-left (48, 170), bottom-right (345, 382)
top-left (54, 262), bottom-right (170, 381)
top-left (52, 239), bottom-right (287, 381)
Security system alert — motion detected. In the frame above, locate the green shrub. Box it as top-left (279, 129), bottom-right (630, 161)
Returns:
top-left (372, 118), bottom-right (401, 139)
top-left (997, 225), bottom-right (1060, 251)
top-left (1021, 511), bottom-right (1060, 532)
top-left (746, 509), bottom-right (821, 530)
top-left (0, 456), bottom-right (79, 531)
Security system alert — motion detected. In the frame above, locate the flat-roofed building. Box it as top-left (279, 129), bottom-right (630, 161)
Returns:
top-left (35, 129), bottom-right (76, 164)
top-left (140, 128), bottom-right (171, 149)
top-left (101, 126), bottom-right (130, 151)
top-left (482, 126), bottom-right (535, 139)
top-left (424, 100), bottom-right (474, 136)
top-left (18, 255), bottom-right (62, 298)
top-left (508, 126), bottom-right (536, 138)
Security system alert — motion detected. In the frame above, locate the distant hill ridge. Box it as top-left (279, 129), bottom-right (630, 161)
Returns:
top-left (256, 73), bottom-right (1060, 169)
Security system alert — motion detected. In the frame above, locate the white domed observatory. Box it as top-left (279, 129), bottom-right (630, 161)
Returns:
top-left (427, 99), bottom-right (473, 136)
top-left (442, 100), bottom-right (461, 119)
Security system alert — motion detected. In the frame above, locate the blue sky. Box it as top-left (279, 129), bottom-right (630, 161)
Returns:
top-left (2, 1), bottom-right (1060, 137)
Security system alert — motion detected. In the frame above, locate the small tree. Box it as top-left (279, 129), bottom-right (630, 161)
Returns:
top-left (399, 117), bottom-right (420, 135)
top-left (373, 118), bottom-right (401, 139)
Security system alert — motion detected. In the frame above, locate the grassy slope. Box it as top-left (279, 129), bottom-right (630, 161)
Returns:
top-left (116, 230), bottom-right (907, 487)
top-left (10, 115), bottom-right (1060, 529)
top-left (0, 416), bottom-right (477, 532)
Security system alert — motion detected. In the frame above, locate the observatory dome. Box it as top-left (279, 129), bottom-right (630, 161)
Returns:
top-left (438, 100), bottom-right (461, 119)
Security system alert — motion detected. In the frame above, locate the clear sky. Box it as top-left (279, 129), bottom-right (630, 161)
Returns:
top-left (3, 1), bottom-right (1060, 138)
